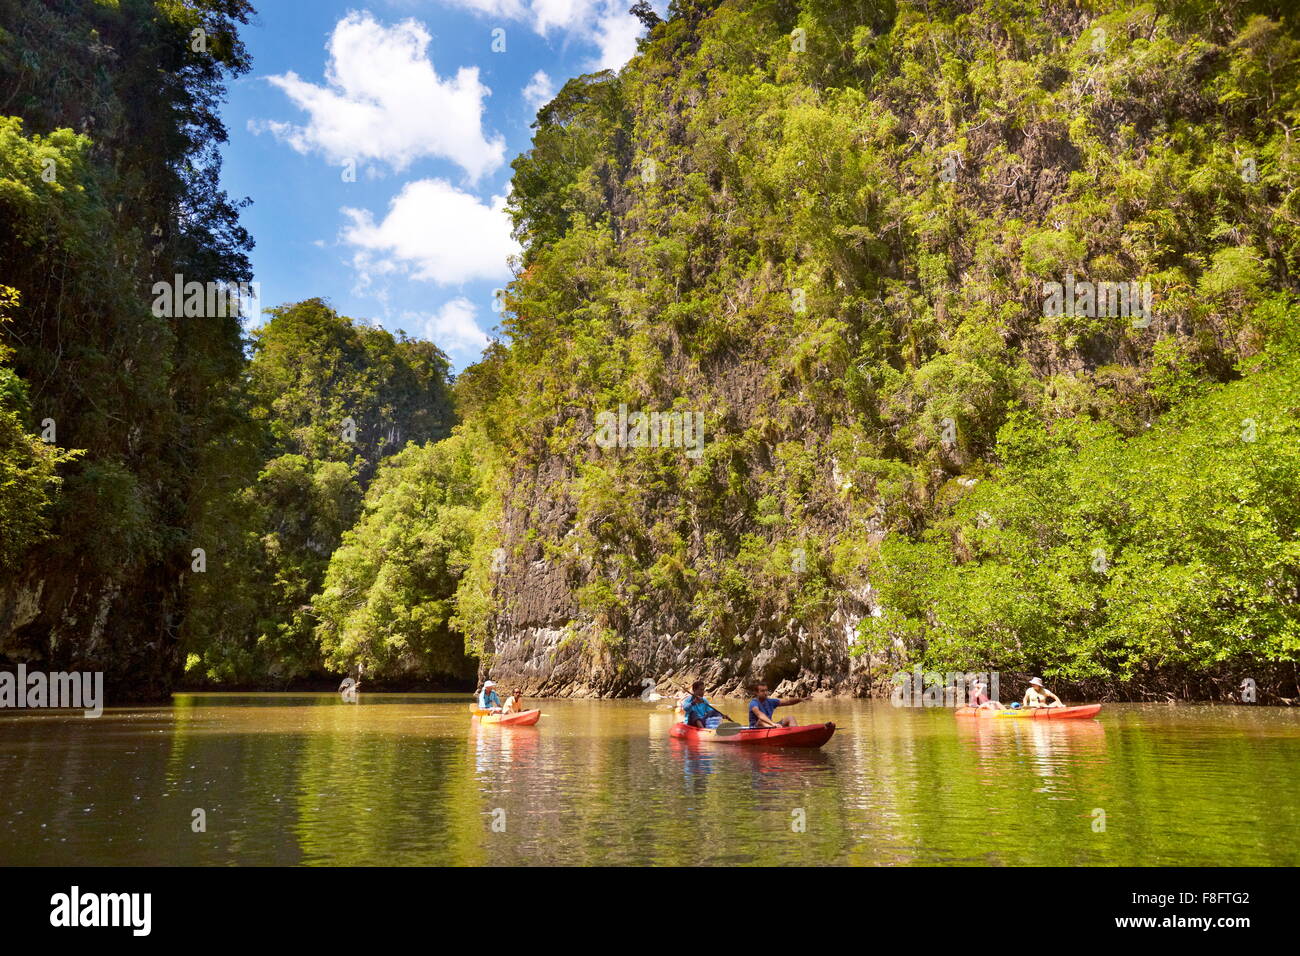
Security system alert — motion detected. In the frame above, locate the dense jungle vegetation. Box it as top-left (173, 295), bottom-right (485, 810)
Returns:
top-left (468, 0), bottom-right (1300, 701)
top-left (0, 0), bottom-right (461, 692)
top-left (1, 0), bottom-right (1298, 700)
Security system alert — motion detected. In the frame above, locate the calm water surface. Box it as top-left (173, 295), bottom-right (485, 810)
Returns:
top-left (1, 694), bottom-right (1296, 866)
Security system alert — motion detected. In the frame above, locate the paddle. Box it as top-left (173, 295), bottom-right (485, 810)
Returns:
top-left (680, 697), bottom-right (749, 735)
top-left (707, 711), bottom-right (747, 736)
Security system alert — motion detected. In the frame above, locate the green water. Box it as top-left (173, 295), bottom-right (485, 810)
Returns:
top-left (0, 694), bottom-right (1296, 866)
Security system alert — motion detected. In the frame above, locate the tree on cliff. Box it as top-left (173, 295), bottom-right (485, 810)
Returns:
top-left (182, 299), bottom-right (457, 685)
top-left (314, 431), bottom-right (489, 684)
top-left (0, 0), bottom-right (255, 699)
top-left (441, 0), bottom-right (1300, 699)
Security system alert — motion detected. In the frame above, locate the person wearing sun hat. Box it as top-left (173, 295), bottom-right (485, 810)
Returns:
top-left (477, 680), bottom-right (503, 713)
top-left (1022, 676), bottom-right (1064, 709)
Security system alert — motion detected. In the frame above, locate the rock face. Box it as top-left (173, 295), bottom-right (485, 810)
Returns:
top-left (1, 566), bottom-right (182, 704)
top-left (485, 615), bottom-right (882, 700)
top-left (483, 539), bottom-right (885, 698)
top-left (469, 2), bottom-right (1300, 705)
top-left (0, 0), bottom-right (252, 704)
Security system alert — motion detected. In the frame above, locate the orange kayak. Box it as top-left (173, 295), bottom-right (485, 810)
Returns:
top-left (670, 721), bottom-right (836, 748)
top-left (954, 704), bottom-right (1101, 720)
top-left (473, 708), bottom-right (541, 726)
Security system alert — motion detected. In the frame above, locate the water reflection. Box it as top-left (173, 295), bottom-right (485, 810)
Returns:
top-left (955, 717), bottom-right (1107, 793)
top-left (472, 721), bottom-right (541, 777)
top-left (0, 696), bottom-right (1296, 865)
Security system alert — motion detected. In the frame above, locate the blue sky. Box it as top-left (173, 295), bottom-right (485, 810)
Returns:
top-left (219, 0), bottom-right (661, 370)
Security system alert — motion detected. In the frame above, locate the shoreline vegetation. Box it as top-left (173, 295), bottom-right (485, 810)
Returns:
top-left (163, 671), bottom-right (1292, 707)
top-left (3, 1), bottom-right (1300, 707)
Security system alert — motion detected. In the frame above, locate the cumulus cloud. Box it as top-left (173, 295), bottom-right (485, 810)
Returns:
top-left (416, 297), bottom-right (492, 358)
top-left (440, 0), bottom-right (528, 16)
top-left (585, 4), bottom-right (647, 71)
top-left (257, 12), bottom-right (505, 180)
top-left (522, 70), bottom-right (556, 111)
top-left (441, 0), bottom-right (656, 71)
top-left (341, 178), bottom-right (519, 286)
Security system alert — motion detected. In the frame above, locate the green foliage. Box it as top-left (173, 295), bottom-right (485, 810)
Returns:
top-left (182, 299), bottom-right (456, 685)
top-left (0, 0), bottom-right (255, 698)
top-left (508, 71), bottom-right (629, 255)
top-left (315, 431), bottom-right (488, 680)
top-left (860, 342), bottom-right (1300, 688)
top-left (0, 287), bottom-right (76, 573)
top-left (7, 0), bottom-right (1300, 699)
top-left (451, 0), bottom-right (1300, 697)
top-left (247, 298), bottom-right (454, 481)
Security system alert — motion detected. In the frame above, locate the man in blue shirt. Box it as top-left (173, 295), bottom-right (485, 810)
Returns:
top-left (478, 680), bottom-right (503, 712)
top-left (748, 682), bottom-right (810, 728)
top-left (680, 680), bottom-right (724, 727)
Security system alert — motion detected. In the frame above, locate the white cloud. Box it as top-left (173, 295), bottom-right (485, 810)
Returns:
top-left (436, 0), bottom-right (528, 17)
top-left (522, 70), bottom-right (556, 111)
top-left (258, 12), bottom-right (505, 180)
top-left (441, 0), bottom-right (655, 71)
top-left (416, 298), bottom-right (491, 358)
top-left (531, 0), bottom-right (591, 35)
top-left (341, 178), bottom-right (519, 286)
top-left (586, 4), bottom-right (647, 71)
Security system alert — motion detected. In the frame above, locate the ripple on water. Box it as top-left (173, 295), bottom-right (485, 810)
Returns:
top-left (0, 697), bottom-right (1297, 865)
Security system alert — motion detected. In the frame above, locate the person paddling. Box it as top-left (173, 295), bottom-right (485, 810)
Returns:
top-left (478, 680), bottom-right (503, 713)
top-left (748, 682), bottom-right (809, 728)
top-left (502, 687), bottom-right (525, 714)
top-left (1022, 677), bottom-right (1064, 709)
top-left (681, 680), bottom-right (725, 728)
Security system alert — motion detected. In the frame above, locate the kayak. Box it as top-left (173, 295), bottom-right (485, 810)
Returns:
top-left (474, 708), bottom-right (541, 726)
top-left (475, 708), bottom-right (541, 726)
top-left (670, 721), bottom-right (836, 748)
top-left (954, 704), bottom-right (1101, 720)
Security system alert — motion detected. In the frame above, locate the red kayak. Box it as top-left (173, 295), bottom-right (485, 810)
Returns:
top-left (475, 708), bottom-right (542, 726)
top-left (670, 721), bottom-right (836, 748)
top-left (954, 704), bottom-right (1101, 720)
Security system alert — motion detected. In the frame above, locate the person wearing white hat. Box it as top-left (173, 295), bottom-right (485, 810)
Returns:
top-left (478, 680), bottom-right (503, 713)
top-left (1022, 676), bottom-right (1064, 709)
